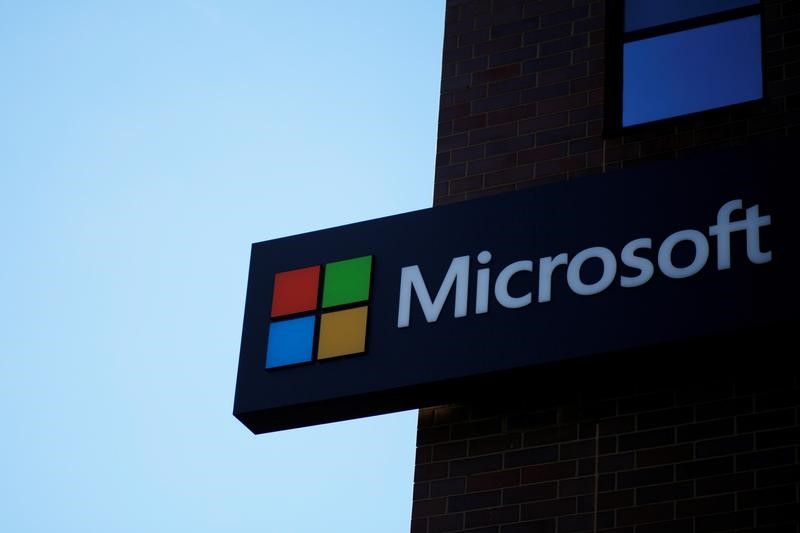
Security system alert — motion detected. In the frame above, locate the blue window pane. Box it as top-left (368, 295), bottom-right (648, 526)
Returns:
top-left (625, 0), bottom-right (759, 32)
top-left (623, 15), bottom-right (762, 127)
top-left (265, 316), bottom-right (316, 368)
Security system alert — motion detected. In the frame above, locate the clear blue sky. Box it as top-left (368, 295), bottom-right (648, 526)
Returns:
top-left (0, 2), bottom-right (444, 531)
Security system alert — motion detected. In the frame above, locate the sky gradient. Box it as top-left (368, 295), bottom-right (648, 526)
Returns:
top-left (0, 2), bottom-right (445, 531)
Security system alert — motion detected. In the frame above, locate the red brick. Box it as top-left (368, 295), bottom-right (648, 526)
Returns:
top-left (475, 35), bottom-right (522, 56)
top-left (410, 517), bottom-right (427, 533)
top-left (540, 6), bottom-right (588, 27)
top-left (537, 63), bottom-right (588, 86)
top-left (491, 17), bottom-right (542, 39)
top-left (520, 81), bottom-right (571, 103)
top-left (459, 56), bottom-right (489, 75)
top-left (520, 497), bottom-right (575, 520)
top-left (569, 104), bottom-right (603, 123)
top-left (442, 74), bottom-right (473, 92)
top-left (756, 426), bottom-right (800, 449)
top-left (501, 519), bottom-right (556, 533)
top-left (431, 478), bottom-right (467, 498)
top-left (433, 181), bottom-right (449, 199)
top-left (484, 164), bottom-right (534, 187)
top-left (448, 490), bottom-right (502, 512)
top-left (557, 476), bottom-right (594, 497)
top-left (637, 482), bottom-right (693, 505)
top-left (469, 123), bottom-right (518, 145)
top-left (434, 441), bottom-right (469, 461)
top-left (459, 28), bottom-right (492, 47)
top-left (452, 417), bottom-right (504, 439)
top-left (534, 154), bottom-right (586, 177)
top-left (429, 514), bottom-right (464, 533)
top-left (598, 490), bottom-right (634, 510)
top-left (559, 513), bottom-right (596, 532)
top-left (523, 22), bottom-right (572, 46)
top-left (617, 465), bottom-right (674, 489)
top-left (574, 16), bottom-right (604, 34)
top-left (676, 494), bottom-right (735, 518)
top-left (418, 445), bottom-right (434, 464)
top-left (637, 445), bottom-right (694, 468)
top-left (696, 472), bottom-right (754, 496)
top-left (468, 469), bottom-right (521, 492)
top-left (737, 447), bottom-right (796, 471)
top-left (415, 483), bottom-right (431, 501)
top-left (537, 93), bottom-right (587, 115)
top-left (568, 136), bottom-right (602, 154)
top-left (695, 510), bottom-right (753, 531)
top-left (738, 485), bottom-right (797, 509)
top-left (435, 163), bottom-right (467, 182)
top-left (470, 433), bottom-right (523, 456)
top-left (535, 124), bottom-right (587, 145)
top-left (518, 142), bottom-right (568, 164)
top-left (438, 133), bottom-right (469, 151)
top-left (518, 112), bottom-right (568, 134)
top-left (523, 0), bottom-right (572, 17)
top-left (618, 429), bottom-right (676, 452)
top-left (521, 461), bottom-right (576, 483)
top-left (636, 519), bottom-right (693, 533)
top-left (488, 73), bottom-right (539, 95)
top-left (503, 482), bottom-right (557, 505)
top-left (676, 457), bottom-right (733, 480)
top-left (490, 45), bottom-right (539, 67)
top-left (450, 85), bottom-right (489, 105)
top-left (738, 408), bottom-right (796, 433)
top-left (487, 135), bottom-right (535, 156)
top-left (677, 419), bottom-right (734, 442)
top-left (454, 114), bottom-right (488, 133)
top-left (695, 435), bottom-right (753, 458)
top-left (473, 63), bottom-right (521, 85)
top-left (597, 452), bottom-right (635, 473)
top-left (488, 104), bottom-right (538, 125)
top-left (616, 503), bottom-right (674, 526)
top-left (522, 52), bottom-right (571, 75)
top-left (412, 498), bottom-right (448, 518)
top-left (540, 34), bottom-right (588, 56)
top-left (452, 145), bottom-right (486, 163)
top-left (505, 445), bottom-right (559, 468)
top-left (451, 454), bottom-right (504, 476)
top-left (468, 153), bottom-right (518, 174)
top-left (472, 93), bottom-right (521, 113)
top-left (559, 439), bottom-right (595, 460)
top-left (419, 425), bottom-right (452, 446)
top-left (465, 505), bottom-right (520, 528)
top-left (416, 461), bottom-right (450, 482)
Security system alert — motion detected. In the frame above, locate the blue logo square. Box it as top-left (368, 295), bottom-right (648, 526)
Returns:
top-left (266, 316), bottom-right (316, 369)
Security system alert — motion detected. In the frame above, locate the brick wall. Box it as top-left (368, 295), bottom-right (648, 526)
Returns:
top-left (411, 370), bottom-right (799, 533)
top-left (414, 0), bottom-right (800, 531)
top-left (433, 0), bottom-right (800, 204)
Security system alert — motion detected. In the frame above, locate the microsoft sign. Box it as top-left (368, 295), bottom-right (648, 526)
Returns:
top-left (233, 141), bottom-right (799, 434)
top-left (397, 198), bottom-right (771, 328)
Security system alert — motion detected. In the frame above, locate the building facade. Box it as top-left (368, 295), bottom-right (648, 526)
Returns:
top-left (412, 1), bottom-right (799, 532)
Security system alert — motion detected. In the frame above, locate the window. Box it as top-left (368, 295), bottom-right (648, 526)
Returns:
top-left (608, 0), bottom-right (764, 129)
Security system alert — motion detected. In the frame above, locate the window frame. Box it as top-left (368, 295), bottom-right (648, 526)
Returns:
top-left (604, 0), bottom-right (767, 136)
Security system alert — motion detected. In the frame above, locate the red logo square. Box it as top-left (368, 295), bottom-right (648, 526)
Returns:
top-left (271, 265), bottom-right (320, 318)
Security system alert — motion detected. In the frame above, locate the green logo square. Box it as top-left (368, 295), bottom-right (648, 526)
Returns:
top-left (322, 255), bottom-right (372, 308)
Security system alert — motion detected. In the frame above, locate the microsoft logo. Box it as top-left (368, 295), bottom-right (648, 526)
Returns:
top-left (265, 255), bottom-right (373, 369)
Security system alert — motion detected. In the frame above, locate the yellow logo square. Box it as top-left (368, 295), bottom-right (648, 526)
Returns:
top-left (317, 306), bottom-right (369, 360)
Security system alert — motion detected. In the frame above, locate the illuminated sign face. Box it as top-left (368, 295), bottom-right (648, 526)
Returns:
top-left (266, 256), bottom-right (372, 368)
top-left (395, 199), bottom-right (772, 328)
top-left (233, 141), bottom-right (800, 434)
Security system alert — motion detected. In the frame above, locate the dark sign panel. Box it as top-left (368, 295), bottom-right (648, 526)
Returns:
top-left (234, 140), bottom-right (799, 434)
